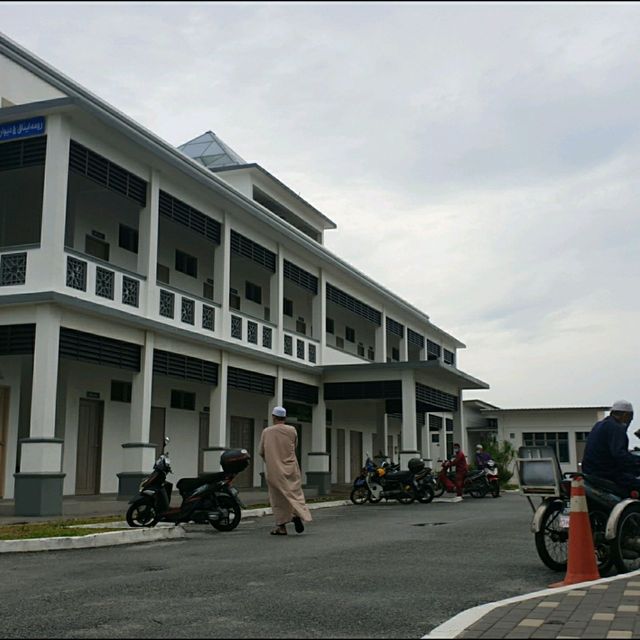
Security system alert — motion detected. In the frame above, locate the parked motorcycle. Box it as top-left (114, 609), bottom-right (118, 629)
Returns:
top-left (350, 454), bottom-right (433, 505)
top-left (435, 459), bottom-right (497, 499)
top-left (126, 437), bottom-right (251, 532)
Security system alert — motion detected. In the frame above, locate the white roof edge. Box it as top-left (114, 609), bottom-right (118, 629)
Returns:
top-left (0, 32), bottom-right (465, 347)
top-left (481, 406), bottom-right (611, 413)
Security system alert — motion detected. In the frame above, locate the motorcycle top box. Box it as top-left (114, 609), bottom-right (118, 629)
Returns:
top-left (221, 448), bottom-right (251, 474)
top-left (408, 458), bottom-right (425, 473)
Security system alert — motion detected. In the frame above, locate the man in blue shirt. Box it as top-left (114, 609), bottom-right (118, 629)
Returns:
top-left (582, 400), bottom-right (640, 494)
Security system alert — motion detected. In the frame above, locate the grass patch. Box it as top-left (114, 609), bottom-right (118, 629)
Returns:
top-left (0, 521), bottom-right (126, 541)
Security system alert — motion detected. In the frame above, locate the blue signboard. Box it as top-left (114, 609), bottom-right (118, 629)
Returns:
top-left (0, 116), bottom-right (46, 142)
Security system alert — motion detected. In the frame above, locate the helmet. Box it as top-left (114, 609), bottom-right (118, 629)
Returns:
top-left (408, 458), bottom-right (425, 473)
top-left (377, 467), bottom-right (386, 477)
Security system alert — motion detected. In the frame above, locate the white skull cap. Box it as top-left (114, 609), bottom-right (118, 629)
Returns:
top-left (272, 406), bottom-right (287, 418)
top-left (612, 400), bottom-right (634, 412)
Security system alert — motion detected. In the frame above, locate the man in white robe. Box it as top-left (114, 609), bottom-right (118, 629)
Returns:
top-left (258, 406), bottom-right (312, 535)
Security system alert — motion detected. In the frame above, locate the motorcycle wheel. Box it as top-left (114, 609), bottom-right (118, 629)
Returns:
top-left (126, 499), bottom-right (159, 528)
top-left (397, 484), bottom-right (416, 505)
top-left (350, 486), bottom-right (371, 505)
top-left (417, 482), bottom-right (435, 504)
top-left (469, 481), bottom-right (489, 499)
top-left (210, 494), bottom-right (242, 532)
top-left (590, 510), bottom-right (614, 575)
top-left (491, 482), bottom-right (501, 498)
top-left (534, 501), bottom-right (568, 572)
top-left (433, 479), bottom-right (446, 498)
top-left (611, 503), bottom-right (640, 574)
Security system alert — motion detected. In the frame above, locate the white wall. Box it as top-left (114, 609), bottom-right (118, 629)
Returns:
top-left (0, 55), bottom-right (66, 106)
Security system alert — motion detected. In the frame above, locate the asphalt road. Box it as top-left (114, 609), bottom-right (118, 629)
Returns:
top-left (0, 493), bottom-right (557, 639)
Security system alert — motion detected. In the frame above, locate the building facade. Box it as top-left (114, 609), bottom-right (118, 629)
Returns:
top-left (464, 400), bottom-right (611, 477)
top-left (0, 33), bottom-right (488, 515)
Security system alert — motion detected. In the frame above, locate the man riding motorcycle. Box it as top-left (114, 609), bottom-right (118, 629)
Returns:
top-left (440, 443), bottom-right (468, 502)
top-left (582, 400), bottom-right (640, 495)
top-left (475, 444), bottom-right (492, 470)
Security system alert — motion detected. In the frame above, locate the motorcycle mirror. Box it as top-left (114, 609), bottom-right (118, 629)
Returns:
top-left (164, 436), bottom-right (170, 444)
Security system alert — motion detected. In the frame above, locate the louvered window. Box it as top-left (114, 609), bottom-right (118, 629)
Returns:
top-left (427, 339), bottom-right (441, 359)
top-left (283, 260), bottom-right (318, 294)
top-left (153, 349), bottom-right (218, 384)
top-left (0, 324), bottom-right (35, 355)
top-left (443, 349), bottom-right (455, 365)
top-left (59, 328), bottom-right (141, 371)
top-left (69, 140), bottom-right (147, 206)
top-left (324, 380), bottom-right (402, 401)
top-left (230, 230), bottom-right (276, 272)
top-left (326, 283), bottom-right (381, 325)
top-left (386, 317), bottom-right (404, 337)
top-left (227, 367), bottom-right (275, 396)
top-left (429, 414), bottom-right (443, 431)
top-left (0, 136), bottom-right (46, 171)
top-left (416, 382), bottom-right (457, 412)
top-left (158, 190), bottom-right (221, 243)
top-left (407, 328), bottom-right (424, 348)
top-left (283, 379), bottom-right (319, 405)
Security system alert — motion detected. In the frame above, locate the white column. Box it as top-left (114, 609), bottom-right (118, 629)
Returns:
top-left (267, 367), bottom-right (283, 418)
top-left (273, 247), bottom-right (284, 352)
top-left (312, 269), bottom-right (326, 361)
top-left (139, 169), bottom-right (160, 312)
top-left (400, 330), bottom-right (409, 362)
top-left (122, 331), bottom-right (156, 473)
top-left (375, 310), bottom-right (387, 362)
top-left (399, 369), bottom-right (419, 468)
top-left (39, 113), bottom-right (70, 289)
top-left (307, 385), bottom-right (330, 492)
top-left (217, 212), bottom-right (231, 338)
top-left (203, 352), bottom-right (228, 472)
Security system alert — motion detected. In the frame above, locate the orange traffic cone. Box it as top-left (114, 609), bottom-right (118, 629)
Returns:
top-left (550, 474), bottom-right (600, 587)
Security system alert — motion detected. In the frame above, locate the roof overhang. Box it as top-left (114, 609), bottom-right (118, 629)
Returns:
top-left (320, 359), bottom-right (489, 390)
top-left (481, 406), bottom-right (610, 414)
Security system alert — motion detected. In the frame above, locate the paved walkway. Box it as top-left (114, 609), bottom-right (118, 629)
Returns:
top-left (428, 570), bottom-right (640, 639)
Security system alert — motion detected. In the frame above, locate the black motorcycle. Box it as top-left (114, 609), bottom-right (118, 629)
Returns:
top-left (126, 437), bottom-right (250, 532)
top-left (519, 445), bottom-right (640, 575)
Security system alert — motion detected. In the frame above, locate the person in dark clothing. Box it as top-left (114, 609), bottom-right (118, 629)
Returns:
top-left (582, 400), bottom-right (640, 495)
top-left (475, 444), bottom-right (492, 469)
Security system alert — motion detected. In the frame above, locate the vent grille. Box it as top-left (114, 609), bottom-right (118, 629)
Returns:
top-left (427, 339), bottom-right (441, 358)
top-left (230, 230), bottom-right (276, 272)
top-left (283, 260), bottom-right (318, 294)
top-left (283, 379), bottom-right (319, 405)
top-left (324, 380), bottom-right (401, 401)
top-left (158, 190), bottom-right (221, 243)
top-left (0, 136), bottom-right (47, 171)
top-left (153, 349), bottom-right (218, 384)
top-left (0, 323), bottom-right (35, 355)
top-left (227, 366), bottom-right (275, 396)
top-left (443, 349), bottom-right (455, 365)
top-left (69, 140), bottom-right (147, 206)
top-left (407, 328), bottom-right (424, 348)
top-left (59, 328), bottom-right (141, 371)
top-left (416, 382), bottom-right (457, 412)
top-left (429, 414), bottom-right (443, 431)
top-left (326, 283), bottom-right (381, 326)
top-left (386, 317), bottom-right (404, 337)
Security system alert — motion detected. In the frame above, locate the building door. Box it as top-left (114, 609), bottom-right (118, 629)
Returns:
top-left (336, 429), bottom-right (345, 484)
top-left (75, 399), bottom-right (104, 495)
top-left (350, 430), bottom-right (363, 480)
top-left (0, 387), bottom-right (8, 498)
top-left (150, 407), bottom-right (166, 459)
top-left (230, 416), bottom-right (254, 488)
top-left (198, 412), bottom-right (209, 475)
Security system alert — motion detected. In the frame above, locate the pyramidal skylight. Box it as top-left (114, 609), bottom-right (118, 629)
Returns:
top-left (178, 131), bottom-right (246, 169)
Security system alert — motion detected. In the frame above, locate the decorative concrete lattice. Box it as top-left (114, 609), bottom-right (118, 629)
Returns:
top-left (181, 297), bottom-right (195, 325)
top-left (95, 267), bottom-right (114, 299)
top-left (231, 315), bottom-right (242, 339)
top-left (121, 276), bottom-right (139, 307)
top-left (0, 252), bottom-right (27, 286)
top-left (262, 326), bottom-right (272, 349)
top-left (202, 305), bottom-right (214, 331)
top-left (247, 321), bottom-right (258, 344)
top-left (309, 343), bottom-right (316, 363)
top-left (66, 256), bottom-right (86, 291)
top-left (284, 334), bottom-right (293, 355)
top-left (297, 339), bottom-right (305, 360)
top-left (159, 290), bottom-right (175, 318)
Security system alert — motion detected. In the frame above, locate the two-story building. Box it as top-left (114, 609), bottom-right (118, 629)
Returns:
top-left (0, 32), bottom-right (488, 516)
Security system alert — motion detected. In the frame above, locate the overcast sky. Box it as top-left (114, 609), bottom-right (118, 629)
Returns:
top-left (2, 1), bottom-right (640, 417)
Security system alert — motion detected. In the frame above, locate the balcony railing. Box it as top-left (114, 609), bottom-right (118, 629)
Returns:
top-left (0, 244), bottom-right (40, 289)
top-left (64, 249), bottom-right (146, 315)
top-left (283, 331), bottom-right (320, 365)
top-left (156, 283), bottom-right (218, 334)
top-left (229, 310), bottom-right (275, 352)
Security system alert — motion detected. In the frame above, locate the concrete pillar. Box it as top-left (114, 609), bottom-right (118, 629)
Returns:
top-left (312, 268), bottom-right (326, 361)
top-left (202, 352), bottom-right (228, 473)
top-left (306, 385), bottom-right (330, 494)
top-left (399, 369), bottom-right (419, 469)
top-left (273, 247), bottom-right (284, 353)
top-left (400, 331), bottom-right (409, 362)
top-left (14, 306), bottom-right (65, 516)
top-left (375, 310), bottom-right (387, 362)
top-left (39, 113), bottom-right (70, 290)
top-left (218, 212), bottom-right (231, 338)
top-left (139, 169), bottom-right (160, 313)
top-left (117, 331), bottom-right (156, 497)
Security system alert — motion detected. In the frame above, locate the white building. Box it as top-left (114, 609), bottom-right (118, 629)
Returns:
top-left (0, 33), bottom-right (488, 515)
top-left (464, 400), bottom-right (611, 477)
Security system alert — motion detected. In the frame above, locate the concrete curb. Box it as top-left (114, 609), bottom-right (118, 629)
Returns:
top-left (422, 567), bottom-right (640, 639)
top-left (0, 524), bottom-right (186, 554)
top-left (0, 500), bottom-right (352, 553)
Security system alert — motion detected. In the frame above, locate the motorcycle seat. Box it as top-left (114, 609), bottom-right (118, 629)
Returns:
top-left (384, 470), bottom-right (413, 482)
top-left (582, 474), bottom-right (626, 496)
top-left (177, 472), bottom-right (227, 496)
